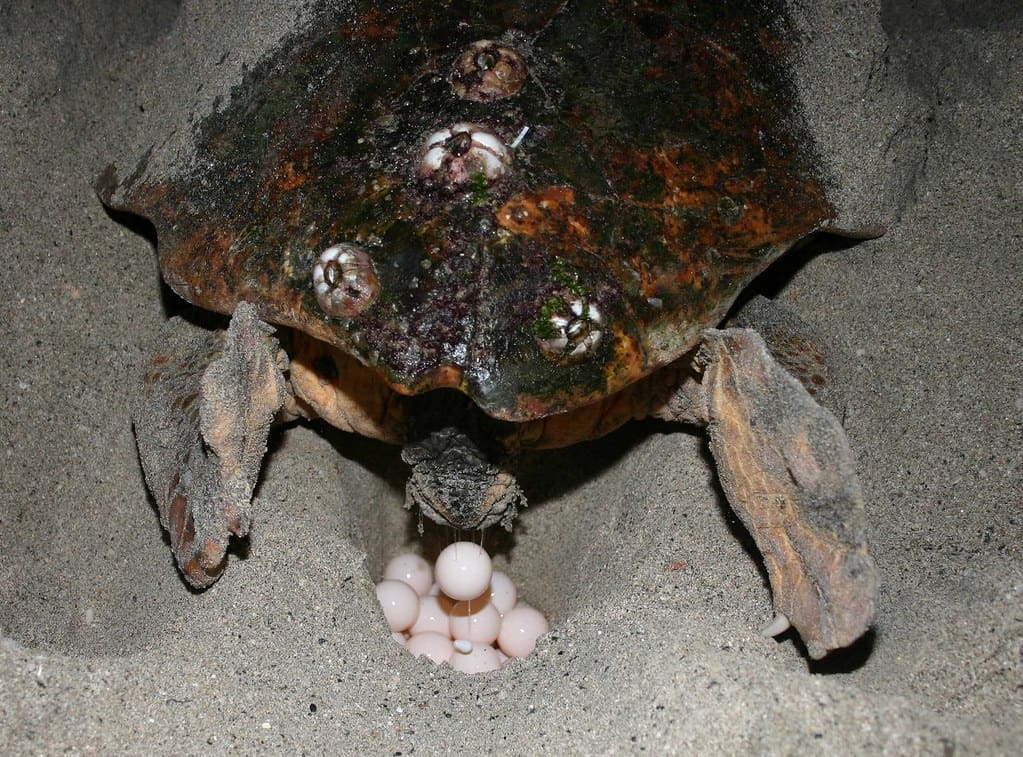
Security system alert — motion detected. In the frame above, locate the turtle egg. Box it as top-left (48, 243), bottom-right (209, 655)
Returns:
top-left (409, 595), bottom-right (450, 636)
top-left (449, 602), bottom-right (502, 645)
top-left (435, 541), bottom-right (492, 601)
top-left (450, 642), bottom-right (502, 675)
top-left (375, 580), bottom-right (420, 632)
top-left (443, 587), bottom-right (491, 616)
top-left (383, 553), bottom-right (433, 596)
top-left (379, 543), bottom-right (548, 672)
top-left (498, 605), bottom-right (549, 658)
top-left (405, 632), bottom-right (454, 665)
top-left (313, 243), bottom-right (379, 318)
top-left (488, 571), bottom-right (517, 615)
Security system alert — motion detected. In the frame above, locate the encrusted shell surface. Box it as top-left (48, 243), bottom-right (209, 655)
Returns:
top-left (98, 0), bottom-right (835, 421)
top-left (451, 40), bottom-right (528, 102)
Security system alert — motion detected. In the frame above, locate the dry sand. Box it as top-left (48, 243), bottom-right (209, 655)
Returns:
top-left (1, 0), bottom-right (1020, 752)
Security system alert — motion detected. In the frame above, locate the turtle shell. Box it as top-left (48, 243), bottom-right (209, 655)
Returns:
top-left (100, 0), bottom-right (835, 422)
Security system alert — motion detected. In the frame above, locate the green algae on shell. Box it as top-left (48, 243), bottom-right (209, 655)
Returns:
top-left (98, 0), bottom-right (835, 421)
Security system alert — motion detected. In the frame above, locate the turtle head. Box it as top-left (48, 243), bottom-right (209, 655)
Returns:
top-left (401, 427), bottom-right (523, 531)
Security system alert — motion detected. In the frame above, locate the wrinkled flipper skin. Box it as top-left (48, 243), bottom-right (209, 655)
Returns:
top-left (134, 303), bottom-right (287, 587)
top-left (695, 328), bottom-right (876, 659)
top-left (727, 294), bottom-right (844, 418)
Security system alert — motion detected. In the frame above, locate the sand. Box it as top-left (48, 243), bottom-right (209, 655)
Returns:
top-left (1, 0), bottom-right (1020, 752)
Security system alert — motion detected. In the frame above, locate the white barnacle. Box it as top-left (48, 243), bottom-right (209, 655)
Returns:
top-left (417, 122), bottom-right (511, 185)
top-left (312, 243), bottom-right (379, 318)
top-left (536, 297), bottom-right (605, 362)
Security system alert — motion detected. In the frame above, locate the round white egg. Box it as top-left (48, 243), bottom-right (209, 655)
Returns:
top-left (488, 571), bottom-right (517, 615)
top-left (383, 553), bottom-right (433, 596)
top-left (409, 595), bottom-right (450, 637)
top-left (375, 579), bottom-right (420, 632)
top-left (405, 632), bottom-right (454, 665)
top-left (450, 642), bottom-right (501, 674)
top-left (498, 605), bottom-right (549, 658)
top-left (449, 602), bottom-right (502, 645)
top-left (434, 541), bottom-right (493, 601)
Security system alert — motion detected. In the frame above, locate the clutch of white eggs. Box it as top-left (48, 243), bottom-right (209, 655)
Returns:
top-left (375, 542), bottom-right (549, 674)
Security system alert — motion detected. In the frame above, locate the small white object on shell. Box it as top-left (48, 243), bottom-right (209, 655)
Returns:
top-left (536, 297), bottom-right (605, 361)
top-left (312, 243), bottom-right (379, 318)
top-left (418, 123), bottom-right (511, 184)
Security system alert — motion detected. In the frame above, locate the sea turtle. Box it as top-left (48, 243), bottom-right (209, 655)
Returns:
top-left (99, 0), bottom-right (877, 659)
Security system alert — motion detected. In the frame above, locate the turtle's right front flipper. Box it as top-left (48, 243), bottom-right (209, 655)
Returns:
top-left (134, 303), bottom-right (287, 588)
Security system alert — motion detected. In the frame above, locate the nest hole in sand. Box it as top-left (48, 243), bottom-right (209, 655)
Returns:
top-left (335, 420), bottom-right (670, 661)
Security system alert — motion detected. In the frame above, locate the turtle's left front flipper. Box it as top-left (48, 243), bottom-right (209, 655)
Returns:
top-left (663, 328), bottom-right (877, 659)
top-left (134, 303), bottom-right (287, 588)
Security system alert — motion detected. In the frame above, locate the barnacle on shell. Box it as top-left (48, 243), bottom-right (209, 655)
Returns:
top-left (534, 297), bottom-right (605, 362)
top-left (451, 40), bottom-right (527, 102)
top-left (312, 244), bottom-right (379, 318)
top-left (418, 123), bottom-right (511, 186)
